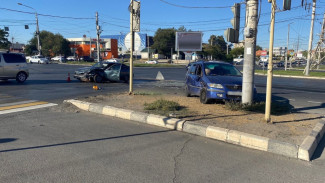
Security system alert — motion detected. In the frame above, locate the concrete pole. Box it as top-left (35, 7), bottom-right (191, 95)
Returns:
top-left (96, 12), bottom-right (100, 62)
top-left (265, 0), bottom-right (276, 123)
top-left (305, 0), bottom-right (316, 76)
top-left (129, 0), bottom-right (134, 94)
top-left (285, 23), bottom-right (290, 71)
top-left (242, 0), bottom-right (258, 104)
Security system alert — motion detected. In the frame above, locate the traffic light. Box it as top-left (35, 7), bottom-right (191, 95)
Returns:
top-left (283, 0), bottom-right (291, 10)
top-left (224, 28), bottom-right (239, 43)
top-left (231, 3), bottom-right (240, 31)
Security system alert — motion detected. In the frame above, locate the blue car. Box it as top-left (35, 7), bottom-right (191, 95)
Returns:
top-left (185, 61), bottom-right (247, 104)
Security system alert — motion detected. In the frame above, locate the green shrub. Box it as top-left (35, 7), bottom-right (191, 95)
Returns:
top-left (225, 101), bottom-right (292, 115)
top-left (144, 99), bottom-right (181, 112)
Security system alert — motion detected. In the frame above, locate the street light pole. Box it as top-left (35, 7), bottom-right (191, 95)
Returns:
top-left (18, 3), bottom-right (41, 55)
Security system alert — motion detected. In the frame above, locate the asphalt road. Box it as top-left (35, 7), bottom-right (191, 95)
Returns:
top-left (0, 107), bottom-right (324, 183)
top-left (0, 63), bottom-right (325, 182)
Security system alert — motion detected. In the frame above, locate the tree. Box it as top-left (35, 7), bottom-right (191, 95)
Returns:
top-left (152, 28), bottom-right (175, 58)
top-left (256, 45), bottom-right (263, 51)
top-left (230, 47), bottom-right (244, 58)
top-left (0, 28), bottom-right (10, 49)
top-left (25, 30), bottom-right (71, 56)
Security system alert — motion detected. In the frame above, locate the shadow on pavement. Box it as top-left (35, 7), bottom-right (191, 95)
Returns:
top-left (0, 138), bottom-right (17, 144)
top-left (0, 130), bottom-right (172, 153)
top-left (311, 135), bottom-right (325, 161)
top-left (294, 103), bottom-right (325, 113)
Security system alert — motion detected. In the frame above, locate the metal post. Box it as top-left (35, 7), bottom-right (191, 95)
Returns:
top-left (265, 0), bottom-right (276, 123)
top-left (227, 44), bottom-right (229, 55)
top-left (96, 12), bottom-right (101, 62)
top-left (129, 0), bottom-right (134, 94)
top-left (305, 0), bottom-right (316, 76)
top-left (242, 0), bottom-right (259, 104)
top-left (285, 23), bottom-right (291, 71)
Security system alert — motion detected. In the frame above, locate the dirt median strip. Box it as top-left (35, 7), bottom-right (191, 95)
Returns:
top-left (64, 99), bottom-right (325, 161)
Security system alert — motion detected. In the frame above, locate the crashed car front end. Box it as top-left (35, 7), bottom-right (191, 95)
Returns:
top-left (74, 67), bottom-right (91, 82)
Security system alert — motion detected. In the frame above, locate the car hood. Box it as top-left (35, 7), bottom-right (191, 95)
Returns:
top-left (206, 75), bottom-right (242, 85)
top-left (75, 67), bottom-right (91, 74)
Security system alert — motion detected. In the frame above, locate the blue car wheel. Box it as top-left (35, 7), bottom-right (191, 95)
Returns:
top-left (200, 89), bottom-right (211, 104)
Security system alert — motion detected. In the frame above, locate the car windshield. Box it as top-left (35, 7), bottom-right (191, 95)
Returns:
top-left (91, 62), bottom-right (109, 69)
top-left (204, 63), bottom-right (242, 76)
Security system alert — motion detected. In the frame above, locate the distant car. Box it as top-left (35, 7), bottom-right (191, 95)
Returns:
top-left (51, 56), bottom-right (66, 62)
top-left (79, 56), bottom-right (94, 62)
top-left (258, 60), bottom-right (268, 67)
top-left (29, 55), bottom-right (49, 64)
top-left (145, 60), bottom-right (158, 64)
top-left (66, 56), bottom-right (76, 61)
top-left (0, 52), bottom-right (29, 83)
top-left (74, 62), bottom-right (130, 83)
top-left (104, 58), bottom-right (121, 63)
top-left (185, 61), bottom-right (256, 103)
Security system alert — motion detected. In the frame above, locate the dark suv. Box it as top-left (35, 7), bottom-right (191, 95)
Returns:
top-left (0, 52), bottom-right (29, 83)
top-left (80, 56), bottom-right (94, 62)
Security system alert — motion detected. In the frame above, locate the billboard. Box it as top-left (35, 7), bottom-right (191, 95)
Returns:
top-left (261, 50), bottom-right (267, 56)
top-left (176, 32), bottom-right (202, 52)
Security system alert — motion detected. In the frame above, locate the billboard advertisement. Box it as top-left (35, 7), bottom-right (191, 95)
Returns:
top-left (176, 32), bottom-right (202, 52)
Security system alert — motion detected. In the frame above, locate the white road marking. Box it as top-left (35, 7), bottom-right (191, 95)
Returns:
top-left (288, 99), bottom-right (296, 101)
top-left (0, 103), bottom-right (57, 115)
top-left (307, 101), bottom-right (322, 104)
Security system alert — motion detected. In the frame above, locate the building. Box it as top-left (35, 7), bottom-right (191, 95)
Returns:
top-left (67, 37), bottom-right (118, 60)
top-left (273, 47), bottom-right (287, 56)
top-left (102, 33), bottom-right (150, 55)
top-left (10, 43), bottom-right (25, 53)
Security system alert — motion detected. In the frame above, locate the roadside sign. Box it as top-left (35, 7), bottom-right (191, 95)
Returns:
top-left (261, 50), bottom-right (267, 56)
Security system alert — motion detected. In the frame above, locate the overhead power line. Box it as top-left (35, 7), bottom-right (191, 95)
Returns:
top-left (158, 0), bottom-right (233, 9)
top-left (0, 7), bottom-right (95, 20)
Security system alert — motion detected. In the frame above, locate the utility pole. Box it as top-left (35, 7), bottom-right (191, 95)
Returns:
top-left (285, 23), bottom-right (292, 71)
top-left (129, 0), bottom-right (134, 94)
top-left (147, 35), bottom-right (150, 61)
top-left (242, 0), bottom-right (259, 104)
top-left (265, 0), bottom-right (276, 123)
top-left (96, 12), bottom-right (102, 62)
top-left (305, 0), bottom-right (316, 76)
top-left (317, 13), bottom-right (325, 70)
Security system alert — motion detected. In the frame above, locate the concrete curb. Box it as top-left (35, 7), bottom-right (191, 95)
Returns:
top-left (255, 73), bottom-right (325, 80)
top-left (298, 119), bottom-right (325, 161)
top-left (64, 99), bottom-right (325, 161)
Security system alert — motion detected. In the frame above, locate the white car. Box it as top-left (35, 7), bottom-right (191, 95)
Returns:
top-left (104, 58), bottom-right (120, 63)
top-left (51, 56), bottom-right (66, 62)
top-left (66, 56), bottom-right (76, 61)
top-left (145, 60), bottom-right (158, 64)
top-left (29, 55), bottom-right (49, 64)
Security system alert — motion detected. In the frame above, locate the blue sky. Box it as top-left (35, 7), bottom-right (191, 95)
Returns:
top-left (1, 0), bottom-right (325, 51)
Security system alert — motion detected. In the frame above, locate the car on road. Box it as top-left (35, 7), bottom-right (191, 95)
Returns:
top-left (66, 56), bottom-right (76, 61)
top-left (0, 52), bottom-right (29, 83)
top-left (185, 61), bottom-right (253, 103)
top-left (29, 55), bottom-right (49, 64)
top-left (51, 56), bottom-right (66, 62)
top-left (145, 60), bottom-right (158, 64)
top-left (74, 61), bottom-right (130, 83)
top-left (104, 58), bottom-right (121, 63)
top-left (79, 56), bottom-right (94, 62)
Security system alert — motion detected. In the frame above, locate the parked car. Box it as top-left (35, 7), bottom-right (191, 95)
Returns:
top-left (104, 58), bottom-right (121, 63)
top-left (145, 60), bottom-right (158, 64)
top-left (51, 56), bottom-right (66, 62)
top-left (79, 56), bottom-right (94, 62)
top-left (66, 56), bottom-right (76, 61)
top-left (258, 60), bottom-right (268, 67)
top-left (0, 52), bottom-right (29, 83)
top-left (185, 61), bottom-right (255, 103)
top-left (29, 55), bottom-right (49, 64)
top-left (273, 61), bottom-right (285, 68)
top-left (74, 62), bottom-right (130, 83)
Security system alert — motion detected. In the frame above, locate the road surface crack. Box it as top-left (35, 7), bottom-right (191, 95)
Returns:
top-left (173, 137), bottom-right (192, 183)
